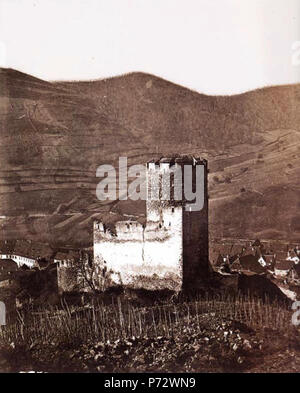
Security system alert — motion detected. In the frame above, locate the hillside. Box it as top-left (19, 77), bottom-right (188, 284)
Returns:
top-left (0, 68), bottom-right (299, 247)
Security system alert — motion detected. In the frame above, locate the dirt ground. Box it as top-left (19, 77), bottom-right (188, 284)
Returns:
top-left (1, 313), bottom-right (299, 373)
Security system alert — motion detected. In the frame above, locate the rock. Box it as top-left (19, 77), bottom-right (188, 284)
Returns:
top-left (243, 339), bottom-right (252, 350)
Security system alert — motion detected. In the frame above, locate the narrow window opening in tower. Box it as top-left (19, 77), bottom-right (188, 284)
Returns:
top-left (172, 207), bottom-right (174, 213)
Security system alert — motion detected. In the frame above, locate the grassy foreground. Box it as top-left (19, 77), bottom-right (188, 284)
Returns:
top-left (0, 294), bottom-right (299, 372)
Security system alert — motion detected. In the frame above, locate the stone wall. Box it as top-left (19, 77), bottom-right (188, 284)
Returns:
top-left (57, 264), bottom-right (78, 294)
top-left (93, 156), bottom-right (209, 292)
top-left (94, 209), bottom-right (183, 291)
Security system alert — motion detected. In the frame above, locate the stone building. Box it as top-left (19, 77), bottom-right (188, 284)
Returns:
top-left (94, 156), bottom-right (209, 291)
top-left (55, 250), bottom-right (99, 293)
top-left (0, 240), bottom-right (53, 269)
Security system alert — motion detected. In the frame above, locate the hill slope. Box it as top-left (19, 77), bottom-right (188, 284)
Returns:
top-left (0, 68), bottom-right (299, 247)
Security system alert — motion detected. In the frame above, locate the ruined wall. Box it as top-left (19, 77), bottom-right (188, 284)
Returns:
top-left (94, 212), bottom-right (183, 290)
top-left (94, 221), bottom-right (144, 287)
top-left (143, 206), bottom-right (182, 290)
top-left (57, 264), bottom-right (79, 294)
top-left (57, 257), bottom-right (105, 294)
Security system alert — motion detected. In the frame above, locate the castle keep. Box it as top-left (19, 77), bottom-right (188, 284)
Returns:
top-left (94, 156), bottom-right (209, 291)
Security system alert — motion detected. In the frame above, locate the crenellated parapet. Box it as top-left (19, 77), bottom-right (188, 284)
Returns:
top-left (94, 217), bottom-right (178, 243)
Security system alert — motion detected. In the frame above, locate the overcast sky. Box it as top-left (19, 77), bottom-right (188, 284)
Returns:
top-left (0, 0), bottom-right (299, 94)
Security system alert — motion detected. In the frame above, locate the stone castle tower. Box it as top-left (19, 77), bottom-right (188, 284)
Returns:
top-left (94, 155), bottom-right (209, 291)
top-left (146, 156), bottom-right (209, 289)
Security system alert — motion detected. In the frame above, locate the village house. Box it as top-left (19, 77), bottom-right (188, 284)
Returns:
top-left (230, 254), bottom-right (266, 275)
top-left (287, 249), bottom-right (300, 264)
top-left (258, 253), bottom-right (276, 269)
top-left (36, 258), bottom-right (50, 270)
top-left (0, 258), bottom-right (18, 289)
top-left (215, 254), bottom-right (230, 272)
top-left (0, 253), bottom-right (35, 268)
top-left (54, 250), bottom-right (80, 267)
top-left (0, 240), bottom-right (53, 269)
top-left (274, 260), bottom-right (295, 277)
top-left (287, 263), bottom-right (300, 282)
top-left (0, 258), bottom-right (18, 280)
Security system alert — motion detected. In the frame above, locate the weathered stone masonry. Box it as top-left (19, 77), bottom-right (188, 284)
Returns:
top-left (94, 156), bottom-right (209, 291)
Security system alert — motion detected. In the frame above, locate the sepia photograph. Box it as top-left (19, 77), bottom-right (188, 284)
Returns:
top-left (0, 0), bottom-right (299, 379)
